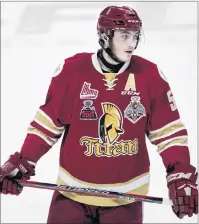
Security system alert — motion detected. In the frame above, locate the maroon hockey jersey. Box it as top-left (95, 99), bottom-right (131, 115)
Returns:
top-left (20, 52), bottom-right (190, 206)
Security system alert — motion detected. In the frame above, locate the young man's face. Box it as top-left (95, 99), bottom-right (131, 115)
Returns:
top-left (111, 30), bottom-right (139, 62)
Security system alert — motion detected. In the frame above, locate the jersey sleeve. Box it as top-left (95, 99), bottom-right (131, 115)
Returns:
top-left (20, 60), bottom-right (68, 163)
top-left (146, 65), bottom-right (191, 169)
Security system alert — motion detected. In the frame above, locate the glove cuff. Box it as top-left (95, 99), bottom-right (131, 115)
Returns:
top-left (166, 163), bottom-right (198, 186)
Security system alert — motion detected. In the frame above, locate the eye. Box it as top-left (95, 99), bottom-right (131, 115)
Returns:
top-left (121, 35), bottom-right (128, 40)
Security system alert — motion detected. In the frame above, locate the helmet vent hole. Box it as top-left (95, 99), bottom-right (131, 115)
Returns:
top-left (113, 20), bottom-right (125, 25)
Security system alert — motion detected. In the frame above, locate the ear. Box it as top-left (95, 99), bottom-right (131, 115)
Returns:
top-left (101, 33), bottom-right (109, 48)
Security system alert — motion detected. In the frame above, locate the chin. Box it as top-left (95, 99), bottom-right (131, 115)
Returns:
top-left (118, 55), bottom-right (132, 62)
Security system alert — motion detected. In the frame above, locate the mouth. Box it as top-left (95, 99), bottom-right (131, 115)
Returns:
top-left (125, 50), bottom-right (133, 54)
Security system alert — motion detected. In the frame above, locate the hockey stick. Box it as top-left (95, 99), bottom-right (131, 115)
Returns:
top-left (17, 180), bottom-right (172, 205)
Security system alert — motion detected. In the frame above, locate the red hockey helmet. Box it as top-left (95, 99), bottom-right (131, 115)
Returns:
top-left (97, 6), bottom-right (142, 62)
top-left (97, 6), bottom-right (142, 33)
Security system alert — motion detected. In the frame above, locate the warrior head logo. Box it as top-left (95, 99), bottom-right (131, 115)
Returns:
top-left (99, 103), bottom-right (124, 144)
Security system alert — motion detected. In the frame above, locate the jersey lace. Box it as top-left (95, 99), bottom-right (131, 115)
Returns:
top-left (103, 73), bottom-right (118, 91)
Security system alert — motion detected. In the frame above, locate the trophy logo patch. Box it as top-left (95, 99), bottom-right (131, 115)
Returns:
top-left (124, 96), bottom-right (146, 124)
top-left (80, 100), bottom-right (98, 120)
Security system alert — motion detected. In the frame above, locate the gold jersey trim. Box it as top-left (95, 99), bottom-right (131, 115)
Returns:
top-left (27, 125), bottom-right (58, 146)
top-left (148, 119), bottom-right (185, 142)
top-left (157, 135), bottom-right (188, 154)
top-left (34, 109), bottom-right (64, 135)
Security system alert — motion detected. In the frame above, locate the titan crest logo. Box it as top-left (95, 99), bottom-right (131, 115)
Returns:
top-left (99, 103), bottom-right (124, 144)
top-left (80, 103), bottom-right (139, 157)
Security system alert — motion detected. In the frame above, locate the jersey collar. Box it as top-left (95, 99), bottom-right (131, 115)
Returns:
top-left (91, 52), bottom-right (130, 75)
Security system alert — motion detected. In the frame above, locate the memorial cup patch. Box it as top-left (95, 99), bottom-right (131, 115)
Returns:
top-left (124, 96), bottom-right (146, 124)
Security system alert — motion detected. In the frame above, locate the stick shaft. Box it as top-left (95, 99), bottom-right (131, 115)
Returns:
top-left (17, 180), bottom-right (172, 205)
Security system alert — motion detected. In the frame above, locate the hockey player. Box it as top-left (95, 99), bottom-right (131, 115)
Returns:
top-left (0, 5), bottom-right (198, 224)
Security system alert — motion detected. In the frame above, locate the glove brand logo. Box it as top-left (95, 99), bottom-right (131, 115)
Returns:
top-left (167, 172), bottom-right (192, 182)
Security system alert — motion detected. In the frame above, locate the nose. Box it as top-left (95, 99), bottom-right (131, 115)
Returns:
top-left (128, 38), bottom-right (137, 49)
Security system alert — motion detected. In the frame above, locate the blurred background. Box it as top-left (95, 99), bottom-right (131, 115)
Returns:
top-left (1, 1), bottom-right (198, 223)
